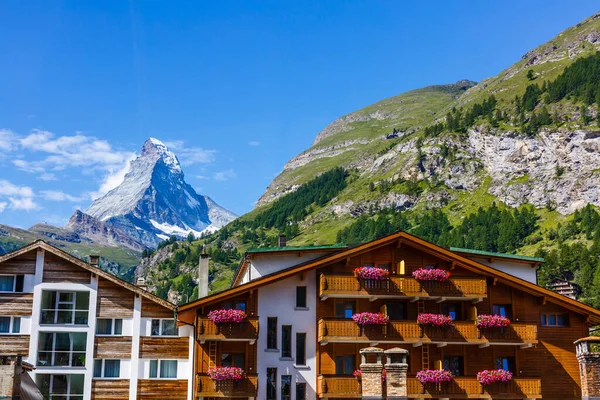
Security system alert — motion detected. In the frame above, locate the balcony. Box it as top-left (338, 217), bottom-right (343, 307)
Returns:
top-left (407, 377), bottom-right (542, 399)
top-left (320, 273), bottom-right (487, 301)
top-left (197, 316), bottom-right (259, 344)
top-left (318, 319), bottom-right (538, 347)
top-left (196, 373), bottom-right (258, 398)
top-left (316, 376), bottom-right (542, 399)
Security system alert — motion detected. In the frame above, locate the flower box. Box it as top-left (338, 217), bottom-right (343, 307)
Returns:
top-left (353, 266), bottom-right (390, 280)
top-left (207, 309), bottom-right (247, 324)
top-left (416, 369), bottom-right (453, 384)
top-left (351, 312), bottom-right (389, 326)
top-left (207, 366), bottom-right (244, 381)
top-left (476, 314), bottom-right (511, 329)
top-left (477, 369), bottom-right (513, 385)
top-left (412, 268), bottom-right (450, 282)
top-left (417, 313), bottom-right (453, 327)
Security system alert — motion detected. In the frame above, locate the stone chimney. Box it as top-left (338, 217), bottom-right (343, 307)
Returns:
top-left (384, 347), bottom-right (409, 400)
top-left (88, 255), bottom-right (100, 267)
top-left (199, 246), bottom-right (209, 299)
top-left (575, 336), bottom-right (600, 400)
top-left (0, 355), bottom-right (22, 398)
top-left (136, 277), bottom-right (148, 291)
top-left (278, 234), bottom-right (287, 247)
top-left (359, 347), bottom-right (384, 399)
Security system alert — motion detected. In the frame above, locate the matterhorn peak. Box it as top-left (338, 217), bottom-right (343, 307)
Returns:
top-left (142, 138), bottom-right (182, 174)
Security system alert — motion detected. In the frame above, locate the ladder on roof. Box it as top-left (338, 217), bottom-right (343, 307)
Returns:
top-left (422, 344), bottom-right (430, 370)
top-left (208, 341), bottom-right (217, 369)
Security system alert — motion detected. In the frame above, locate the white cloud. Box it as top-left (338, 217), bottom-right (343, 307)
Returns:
top-left (248, 141), bottom-right (260, 146)
top-left (37, 173), bottom-right (57, 181)
top-left (214, 169), bottom-right (236, 181)
top-left (41, 190), bottom-right (86, 202)
top-left (13, 159), bottom-right (45, 173)
top-left (0, 129), bottom-right (18, 152)
top-left (196, 175), bottom-right (210, 180)
top-left (164, 140), bottom-right (216, 166)
top-left (89, 153), bottom-right (136, 200)
top-left (0, 180), bottom-right (38, 211)
top-left (9, 197), bottom-right (39, 211)
top-left (0, 202), bottom-right (7, 213)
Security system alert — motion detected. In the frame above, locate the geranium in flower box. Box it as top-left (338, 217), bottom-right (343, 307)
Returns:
top-left (416, 369), bottom-right (453, 385)
top-left (353, 266), bottom-right (390, 280)
top-left (476, 314), bottom-right (511, 329)
top-left (207, 309), bottom-right (247, 324)
top-left (351, 312), bottom-right (389, 326)
top-left (207, 366), bottom-right (244, 381)
top-left (412, 268), bottom-right (450, 282)
top-left (417, 313), bottom-right (453, 327)
top-left (477, 369), bottom-right (513, 385)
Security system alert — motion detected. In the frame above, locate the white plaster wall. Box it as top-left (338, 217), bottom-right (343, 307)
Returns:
top-left (120, 318), bottom-right (134, 336)
top-left (250, 252), bottom-right (330, 280)
top-left (23, 275), bottom-right (36, 293)
top-left (469, 257), bottom-right (537, 283)
top-left (257, 270), bottom-right (317, 400)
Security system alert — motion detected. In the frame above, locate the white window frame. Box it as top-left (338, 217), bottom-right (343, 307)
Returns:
top-left (0, 275), bottom-right (16, 293)
top-left (42, 374), bottom-right (84, 400)
top-left (150, 318), bottom-right (178, 337)
top-left (37, 332), bottom-right (87, 368)
top-left (0, 316), bottom-right (21, 335)
top-left (93, 359), bottom-right (121, 379)
top-left (96, 318), bottom-right (123, 336)
top-left (40, 291), bottom-right (90, 326)
top-left (148, 359), bottom-right (178, 379)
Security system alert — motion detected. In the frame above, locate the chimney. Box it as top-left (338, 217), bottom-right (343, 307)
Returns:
top-left (278, 234), bottom-right (287, 247)
top-left (359, 347), bottom-right (384, 399)
top-left (199, 246), bottom-right (209, 299)
top-left (575, 336), bottom-right (600, 400)
top-left (88, 255), bottom-right (100, 267)
top-left (384, 347), bottom-right (409, 399)
top-left (136, 277), bottom-right (148, 290)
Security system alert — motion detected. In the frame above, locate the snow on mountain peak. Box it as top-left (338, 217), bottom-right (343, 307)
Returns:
top-left (142, 138), bottom-right (181, 173)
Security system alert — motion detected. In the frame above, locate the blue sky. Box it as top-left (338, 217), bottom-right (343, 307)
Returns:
top-left (0, 1), bottom-right (598, 228)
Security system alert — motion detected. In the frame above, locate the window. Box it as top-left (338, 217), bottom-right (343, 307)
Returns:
top-left (0, 275), bottom-right (23, 293)
top-left (221, 353), bottom-right (245, 369)
top-left (541, 313), bottom-right (569, 326)
top-left (493, 304), bottom-right (512, 318)
top-left (442, 303), bottom-right (462, 321)
top-left (387, 302), bottom-right (407, 320)
top-left (149, 360), bottom-right (178, 379)
top-left (0, 316), bottom-right (20, 334)
top-left (151, 319), bottom-right (177, 336)
top-left (296, 286), bottom-right (307, 308)
top-left (40, 291), bottom-right (89, 325)
top-left (335, 355), bottom-right (355, 375)
top-left (37, 332), bottom-right (87, 367)
top-left (96, 319), bottom-right (123, 335)
top-left (296, 333), bottom-right (306, 365)
top-left (296, 382), bottom-right (306, 400)
top-left (281, 375), bottom-right (291, 400)
top-left (282, 325), bottom-right (292, 358)
top-left (266, 368), bottom-right (277, 400)
top-left (377, 263), bottom-right (390, 271)
top-left (496, 356), bottom-right (516, 373)
top-left (267, 317), bottom-right (277, 349)
top-left (443, 356), bottom-right (464, 377)
top-left (93, 359), bottom-right (121, 378)
top-left (222, 300), bottom-right (246, 311)
top-left (335, 301), bottom-right (356, 319)
top-left (36, 374), bottom-right (84, 400)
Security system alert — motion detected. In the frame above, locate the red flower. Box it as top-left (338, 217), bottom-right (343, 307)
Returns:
top-left (417, 313), bottom-right (453, 327)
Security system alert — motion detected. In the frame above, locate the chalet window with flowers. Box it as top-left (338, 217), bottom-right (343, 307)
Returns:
top-left (496, 356), bottom-right (516, 373)
top-left (443, 356), bottom-right (464, 377)
top-left (493, 304), bottom-right (512, 318)
top-left (335, 301), bottom-right (356, 319)
top-left (386, 302), bottom-right (407, 320)
top-left (221, 353), bottom-right (245, 369)
top-left (442, 303), bottom-right (462, 320)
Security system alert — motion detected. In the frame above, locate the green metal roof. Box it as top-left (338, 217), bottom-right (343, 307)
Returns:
top-left (449, 247), bottom-right (544, 263)
top-left (247, 243), bottom-right (347, 253)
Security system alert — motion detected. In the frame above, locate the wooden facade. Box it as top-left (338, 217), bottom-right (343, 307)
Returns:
top-left (180, 231), bottom-right (600, 400)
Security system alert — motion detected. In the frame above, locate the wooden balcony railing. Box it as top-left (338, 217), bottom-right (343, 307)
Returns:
top-left (407, 377), bottom-right (542, 399)
top-left (318, 319), bottom-right (538, 345)
top-left (196, 373), bottom-right (258, 398)
top-left (197, 316), bottom-right (259, 343)
top-left (317, 375), bottom-right (361, 398)
top-left (316, 376), bottom-right (542, 399)
top-left (320, 273), bottom-right (487, 299)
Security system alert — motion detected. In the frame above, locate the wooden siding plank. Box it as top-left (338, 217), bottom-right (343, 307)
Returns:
top-left (0, 335), bottom-right (29, 356)
top-left (43, 253), bottom-right (91, 284)
top-left (96, 278), bottom-right (134, 318)
top-left (141, 299), bottom-right (174, 318)
top-left (94, 336), bottom-right (133, 358)
top-left (137, 379), bottom-right (187, 400)
top-left (139, 337), bottom-right (189, 359)
top-left (0, 250), bottom-right (37, 274)
top-left (0, 293), bottom-right (33, 316)
top-left (91, 379), bottom-right (130, 400)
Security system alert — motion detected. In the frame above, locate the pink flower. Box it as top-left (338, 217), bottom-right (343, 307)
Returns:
top-left (354, 266), bottom-right (390, 280)
top-left (476, 314), bottom-right (511, 329)
top-left (207, 366), bottom-right (244, 381)
top-left (412, 268), bottom-right (450, 282)
top-left (207, 309), bottom-right (247, 324)
top-left (351, 312), bottom-right (389, 326)
top-left (417, 313), bottom-right (454, 327)
top-left (477, 369), bottom-right (513, 385)
top-left (416, 369), bottom-right (453, 384)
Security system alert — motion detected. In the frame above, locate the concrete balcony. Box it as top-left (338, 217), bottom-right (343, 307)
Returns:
top-left (318, 318), bottom-right (538, 347)
top-left (196, 373), bottom-right (258, 398)
top-left (196, 316), bottom-right (259, 344)
top-left (320, 273), bottom-right (487, 302)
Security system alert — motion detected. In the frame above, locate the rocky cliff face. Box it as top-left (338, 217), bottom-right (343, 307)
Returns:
top-left (83, 138), bottom-right (237, 247)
